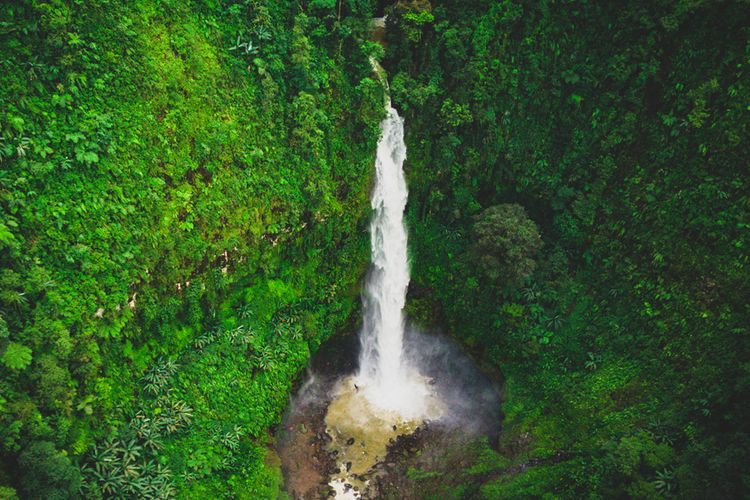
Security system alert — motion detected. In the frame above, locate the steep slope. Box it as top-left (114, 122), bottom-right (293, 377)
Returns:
top-left (0, 1), bottom-right (383, 497)
top-left (383, 0), bottom-right (750, 497)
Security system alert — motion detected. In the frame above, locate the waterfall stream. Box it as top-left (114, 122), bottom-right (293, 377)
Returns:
top-left (322, 101), bottom-right (443, 499)
top-left (354, 104), bottom-right (436, 417)
top-left (278, 98), bottom-right (501, 499)
top-left (358, 104), bottom-right (410, 393)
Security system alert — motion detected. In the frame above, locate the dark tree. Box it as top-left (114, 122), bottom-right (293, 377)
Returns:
top-left (18, 441), bottom-right (81, 500)
top-left (472, 204), bottom-right (542, 287)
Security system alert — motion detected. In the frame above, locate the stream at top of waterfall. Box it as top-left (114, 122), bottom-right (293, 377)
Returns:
top-left (276, 104), bottom-right (501, 499)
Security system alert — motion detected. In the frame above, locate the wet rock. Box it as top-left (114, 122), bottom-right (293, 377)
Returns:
top-left (346, 461), bottom-right (352, 472)
top-left (346, 437), bottom-right (355, 446)
top-left (392, 425), bottom-right (397, 431)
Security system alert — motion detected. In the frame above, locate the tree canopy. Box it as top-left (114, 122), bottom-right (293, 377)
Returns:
top-left (472, 204), bottom-right (542, 287)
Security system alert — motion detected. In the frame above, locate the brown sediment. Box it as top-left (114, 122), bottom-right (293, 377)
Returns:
top-left (276, 329), bottom-right (502, 498)
top-left (277, 394), bottom-right (337, 499)
top-left (277, 374), bottom-right (434, 499)
top-left (324, 376), bottom-right (425, 477)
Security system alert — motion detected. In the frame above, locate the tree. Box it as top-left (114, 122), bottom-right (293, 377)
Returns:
top-left (472, 204), bottom-right (542, 287)
top-left (392, 0), bottom-right (434, 43)
top-left (18, 441), bottom-right (81, 500)
top-left (439, 98), bottom-right (473, 128)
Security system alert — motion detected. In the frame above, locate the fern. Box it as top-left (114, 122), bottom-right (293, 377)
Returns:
top-left (1, 342), bottom-right (32, 370)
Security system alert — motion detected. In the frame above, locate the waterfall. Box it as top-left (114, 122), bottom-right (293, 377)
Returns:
top-left (282, 70), bottom-right (499, 500)
top-left (358, 104), bottom-right (409, 390)
top-left (320, 93), bottom-right (444, 499)
top-left (283, 62), bottom-right (498, 500)
top-left (354, 103), bottom-right (435, 418)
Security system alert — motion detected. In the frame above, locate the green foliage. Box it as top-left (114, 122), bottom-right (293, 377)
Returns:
top-left (472, 204), bottom-right (542, 287)
top-left (0, 486), bottom-right (18, 500)
top-left (392, 0), bottom-right (434, 42)
top-left (0, 0), bottom-right (378, 495)
top-left (439, 98), bottom-right (472, 128)
top-left (390, 71), bottom-right (440, 111)
top-left (1, 342), bottom-right (31, 370)
top-left (18, 441), bottom-right (81, 500)
top-left (385, 0), bottom-right (750, 497)
top-left (4, 0), bottom-right (746, 497)
top-left (310, 0), bottom-right (338, 9)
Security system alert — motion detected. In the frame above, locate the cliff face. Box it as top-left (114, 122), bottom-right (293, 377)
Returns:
top-left (370, 16), bottom-right (387, 46)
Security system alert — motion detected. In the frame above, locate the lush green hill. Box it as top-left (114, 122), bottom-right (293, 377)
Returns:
top-left (0, 1), bottom-right (383, 497)
top-left (385, 0), bottom-right (749, 497)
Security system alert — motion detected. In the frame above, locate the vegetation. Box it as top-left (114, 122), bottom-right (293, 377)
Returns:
top-left (385, 0), bottom-right (750, 497)
top-left (0, 0), bottom-right (382, 497)
top-left (472, 204), bottom-right (542, 287)
top-left (1, 0), bottom-right (747, 498)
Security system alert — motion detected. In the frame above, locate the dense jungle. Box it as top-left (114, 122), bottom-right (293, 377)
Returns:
top-left (0, 0), bottom-right (748, 498)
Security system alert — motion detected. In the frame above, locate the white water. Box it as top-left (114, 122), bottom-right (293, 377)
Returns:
top-left (354, 103), bottom-right (437, 419)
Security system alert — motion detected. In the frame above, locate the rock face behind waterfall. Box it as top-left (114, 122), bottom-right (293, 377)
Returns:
top-left (370, 17), bottom-right (387, 46)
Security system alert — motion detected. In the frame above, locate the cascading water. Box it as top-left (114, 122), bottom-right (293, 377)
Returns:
top-left (358, 105), bottom-right (409, 388)
top-left (355, 104), bottom-right (430, 415)
top-left (278, 77), bottom-right (501, 500)
top-left (320, 97), bottom-right (444, 498)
